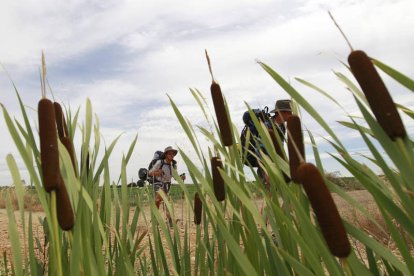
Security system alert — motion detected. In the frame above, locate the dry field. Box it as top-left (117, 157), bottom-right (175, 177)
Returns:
top-left (0, 189), bottom-right (389, 270)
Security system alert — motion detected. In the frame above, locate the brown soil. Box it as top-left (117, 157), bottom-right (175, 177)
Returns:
top-left (0, 190), bottom-right (385, 272)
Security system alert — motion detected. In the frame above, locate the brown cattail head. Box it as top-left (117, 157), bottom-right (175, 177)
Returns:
top-left (287, 116), bottom-right (305, 183)
top-left (211, 157), bottom-right (226, 201)
top-left (297, 163), bottom-right (351, 258)
top-left (61, 136), bottom-right (77, 176)
top-left (38, 98), bottom-right (60, 192)
top-left (269, 129), bottom-right (291, 183)
top-left (194, 192), bottom-right (202, 225)
top-left (211, 82), bottom-right (233, 146)
top-left (56, 175), bottom-right (75, 231)
top-left (348, 50), bottom-right (406, 140)
top-left (53, 102), bottom-right (69, 140)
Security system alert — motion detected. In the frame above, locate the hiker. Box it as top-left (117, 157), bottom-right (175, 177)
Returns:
top-left (270, 99), bottom-right (292, 131)
top-left (148, 146), bottom-right (186, 226)
top-left (259, 99), bottom-right (293, 185)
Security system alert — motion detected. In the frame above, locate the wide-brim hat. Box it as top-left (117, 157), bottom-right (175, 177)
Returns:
top-left (270, 99), bottom-right (292, 113)
top-left (164, 146), bottom-right (178, 156)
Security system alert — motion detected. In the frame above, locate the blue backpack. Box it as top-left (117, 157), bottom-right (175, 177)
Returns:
top-left (240, 107), bottom-right (285, 167)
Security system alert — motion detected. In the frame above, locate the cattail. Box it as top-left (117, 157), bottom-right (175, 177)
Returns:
top-left (61, 136), bottom-right (77, 176)
top-left (194, 192), bottom-right (202, 225)
top-left (268, 129), bottom-right (291, 183)
top-left (348, 50), bottom-right (406, 140)
top-left (205, 50), bottom-right (233, 146)
top-left (211, 82), bottom-right (233, 146)
top-left (54, 102), bottom-right (69, 140)
top-left (297, 163), bottom-right (351, 258)
top-left (56, 175), bottom-right (75, 230)
top-left (211, 157), bottom-right (225, 201)
top-left (287, 116), bottom-right (305, 183)
top-left (38, 98), bottom-right (60, 192)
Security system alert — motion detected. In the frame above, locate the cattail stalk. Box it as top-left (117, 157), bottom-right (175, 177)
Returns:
top-left (297, 163), bottom-right (351, 258)
top-left (268, 129), bottom-right (285, 158)
top-left (54, 102), bottom-right (69, 140)
top-left (38, 98), bottom-right (60, 192)
top-left (194, 192), bottom-right (202, 225)
top-left (56, 176), bottom-right (75, 230)
top-left (348, 50), bottom-right (406, 140)
top-left (211, 157), bottom-right (226, 201)
top-left (61, 136), bottom-right (77, 176)
top-left (287, 116), bottom-right (305, 182)
top-left (268, 129), bottom-right (290, 183)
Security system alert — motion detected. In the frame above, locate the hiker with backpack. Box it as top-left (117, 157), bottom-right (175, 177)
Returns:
top-left (264, 99), bottom-right (293, 183)
top-left (240, 99), bottom-right (293, 185)
top-left (148, 146), bottom-right (186, 227)
top-left (240, 100), bottom-right (293, 227)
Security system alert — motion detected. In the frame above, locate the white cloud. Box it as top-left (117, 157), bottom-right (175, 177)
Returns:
top-left (1, 0), bottom-right (413, 184)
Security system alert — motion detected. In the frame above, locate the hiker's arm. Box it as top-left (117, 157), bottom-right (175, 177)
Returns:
top-left (148, 161), bottom-right (163, 177)
top-left (149, 169), bottom-right (163, 177)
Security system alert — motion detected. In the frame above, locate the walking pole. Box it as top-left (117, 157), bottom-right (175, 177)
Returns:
top-left (180, 179), bottom-right (185, 227)
top-left (163, 185), bottom-right (167, 224)
top-left (181, 190), bottom-right (184, 227)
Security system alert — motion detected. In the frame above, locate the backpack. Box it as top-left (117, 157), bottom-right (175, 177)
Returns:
top-left (136, 179), bottom-right (146, 187)
top-left (148, 150), bottom-right (165, 172)
top-left (240, 107), bottom-right (288, 167)
top-left (138, 168), bottom-right (148, 181)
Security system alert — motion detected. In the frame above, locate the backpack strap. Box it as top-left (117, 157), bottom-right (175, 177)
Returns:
top-left (160, 159), bottom-right (177, 177)
top-left (148, 159), bottom-right (163, 184)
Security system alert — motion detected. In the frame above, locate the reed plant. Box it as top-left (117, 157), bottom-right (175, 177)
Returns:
top-left (1, 51), bottom-right (413, 275)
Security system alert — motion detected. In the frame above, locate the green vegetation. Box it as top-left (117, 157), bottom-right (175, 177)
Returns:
top-left (325, 174), bottom-right (365, 191)
top-left (1, 52), bottom-right (413, 275)
top-left (1, 176), bottom-right (364, 210)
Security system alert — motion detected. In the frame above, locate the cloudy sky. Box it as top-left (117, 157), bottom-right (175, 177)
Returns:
top-left (1, 0), bottom-right (413, 185)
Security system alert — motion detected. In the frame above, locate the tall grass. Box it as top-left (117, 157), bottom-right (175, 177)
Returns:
top-left (1, 53), bottom-right (413, 275)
